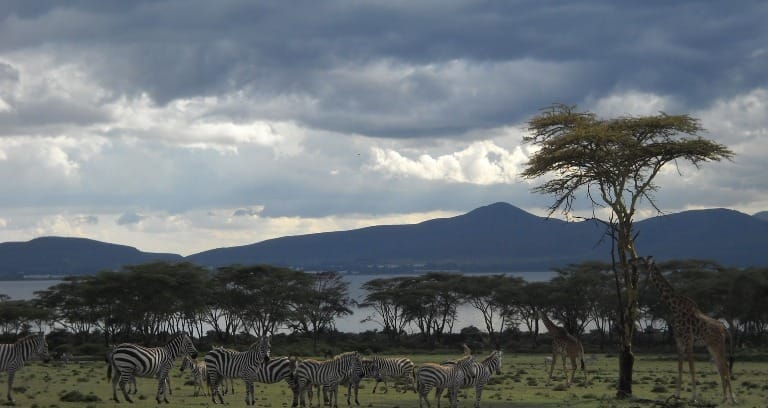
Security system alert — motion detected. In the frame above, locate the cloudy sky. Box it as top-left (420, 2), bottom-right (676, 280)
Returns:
top-left (0, 1), bottom-right (766, 256)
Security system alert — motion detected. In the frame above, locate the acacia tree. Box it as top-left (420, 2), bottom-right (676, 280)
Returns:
top-left (522, 104), bottom-right (733, 398)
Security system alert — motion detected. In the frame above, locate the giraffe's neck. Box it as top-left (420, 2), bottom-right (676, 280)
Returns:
top-left (648, 263), bottom-right (676, 306)
top-left (541, 313), bottom-right (563, 337)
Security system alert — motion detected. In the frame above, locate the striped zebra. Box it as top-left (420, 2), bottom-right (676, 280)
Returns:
top-left (436, 350), bottom-right (503, 408)
top-left (341, 357), bottom-right (380, 406)
top-left (181, 355), bottom-right (209, 396)
top-left (241, 356), bottom-right (299, 406)
top-left (369, 356), bottom-right (415, 393)
top-left (205, 336), bottom-right (271, 405)
top-left (294, 351), bottom-right (362, 408)
top-left (110, 332), bottom-right (198, 404)
top-left (416, 354), bottom-right (476, 408)
top-left (0, 333), bottom-right (50, 402)
top-left (106, 344), bottom-right (172, 395)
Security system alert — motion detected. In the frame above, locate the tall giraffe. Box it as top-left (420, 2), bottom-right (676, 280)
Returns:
top-left (538, 310), bottom-right (587, 386)
top-left (636, 256), bottom-right (736, 404)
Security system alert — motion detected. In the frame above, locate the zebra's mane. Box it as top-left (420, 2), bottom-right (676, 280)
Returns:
top-left (14, 333), bottom-right (43, 345)
top-left (332, 351), bottom-right (358, 360)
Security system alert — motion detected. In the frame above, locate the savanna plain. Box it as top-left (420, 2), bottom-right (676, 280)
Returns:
top-left (5, 353), bottom-right (768, 408)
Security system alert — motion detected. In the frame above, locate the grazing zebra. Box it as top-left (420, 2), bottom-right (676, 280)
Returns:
top-left (110, 332), bottom-right (198, 404)
top-left (181, 355), bottom-right (209, 396)
top-left (205, 336), bottom-right (271, 405)
top-left (0, 333), bottom-right (50, 402)
top-left (294, 351), bottom-right (363, 408)
top-left (416, 354), bottom-right (476, 408)
top-left (369, 356), bottom-right (415, 393)
top-left (436, 350), bottom-right (503, 408)
top-left (241, 356), bottom-right (299, 406)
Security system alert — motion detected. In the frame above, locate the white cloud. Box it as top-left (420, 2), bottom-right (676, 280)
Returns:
top-left (369, 140), bottom-right (528, 185)
top-left (590, 91), bottom-right (676, 118)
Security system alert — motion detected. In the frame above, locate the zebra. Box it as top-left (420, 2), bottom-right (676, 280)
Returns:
top-left (110, 332), bottom-right (198, 404)
top-left (241, 356), bottom-right (299, 406)
top-left (106, 344), bottom-right (171, 395)
top-left (0, 333), bottom-right (50, 402)
top-left (205, 336), bottom-right (271, 405)
top-left (416, 354), bottom-right (476, 408)
top-left (294, 351), bottom-right (363, 408)
top-left (341, 357), bottom-right (381, 406)
top-left (180, 355), bottom-right (209, 396)
top-left (436, 350), bottom-right (503, 408)
top-left (369, 356), bottom-right (415, 393)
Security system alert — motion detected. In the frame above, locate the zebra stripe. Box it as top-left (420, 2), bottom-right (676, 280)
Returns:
top-left (241, 356), bottom-right (299, 406)
top-left (110, 332), bottom-right (198, 404)
top-left (436, 350), bottom-right (503, 408)
top-left (0, 333), bottom-right (50, 402)
top-left (416, 354), bottom-right (476, 408)
top-left (369, 356), bottom-right (415, 393)
top-left (181, 355), bottom-right (209, 396)
top-left (205, 336), bottom-right (271, 405)
top-left (294, 351), bottom-right (362, 408)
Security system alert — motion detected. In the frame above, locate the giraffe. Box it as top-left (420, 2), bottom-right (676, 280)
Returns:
top-left (636, 256), bottom-right (736, 404)
top-left (538, 310), bottom-right (587, 386)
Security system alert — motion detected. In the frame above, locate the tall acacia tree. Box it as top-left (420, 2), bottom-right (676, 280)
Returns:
top-left (521, 103), bottom-right (733, 398)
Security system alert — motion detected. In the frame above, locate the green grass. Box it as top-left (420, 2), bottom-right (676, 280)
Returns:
top-left (2, 353), bottom-right (765, 407)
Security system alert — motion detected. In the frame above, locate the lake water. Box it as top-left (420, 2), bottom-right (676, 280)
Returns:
top-left (0, 272), bottom-right (555, 333)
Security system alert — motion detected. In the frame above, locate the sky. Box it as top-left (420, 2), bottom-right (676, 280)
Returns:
top-left (0, 1), bottom-right (766, 256)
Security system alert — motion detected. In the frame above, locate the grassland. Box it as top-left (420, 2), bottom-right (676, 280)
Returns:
top-left (3, 353), bottom-right (767, 408)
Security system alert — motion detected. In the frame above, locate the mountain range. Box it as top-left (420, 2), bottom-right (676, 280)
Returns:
top-left (2, 202), bottom-right (768, 279)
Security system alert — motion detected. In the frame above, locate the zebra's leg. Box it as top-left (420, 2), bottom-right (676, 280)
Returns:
top-left (156, 369), bottom-right (170, 404)
top-left (119, 373), bottom-right (135, 403)
top-left (434, 386), bottom-right (443, 408)
top-left (474, 384), bottom-right (483, 408)
top-left (129, 375), bottom-right (137, 394)
top-left (244, 380), bottom-right (252, 406)
top-left (7, 370), bottom-right (15, 402)
top-left (417, 383), bottom-right (431, 408)
top-left (111, 366), bottom-right (121, 402)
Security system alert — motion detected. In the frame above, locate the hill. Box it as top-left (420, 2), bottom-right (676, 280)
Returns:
top-left (0, 237), bottom-right (183, 279)
top-left (187, 203), bottom-right (768, 272)
top-left (3, 203), bottom-right (768, 278)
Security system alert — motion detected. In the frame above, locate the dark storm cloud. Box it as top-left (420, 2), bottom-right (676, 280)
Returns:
top-left (2, 0), bottom-right (765, 138)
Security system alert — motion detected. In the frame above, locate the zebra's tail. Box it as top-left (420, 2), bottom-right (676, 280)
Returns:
top-left (726, 324), bottom-right (735, 376)
top-left (411, 366), bottom-right (419, 394)
top-left (105, 350), bottom-right (113, 381)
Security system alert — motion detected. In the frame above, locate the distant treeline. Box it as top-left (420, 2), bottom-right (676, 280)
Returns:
top-left (1, 260), bottom-right (767, 355)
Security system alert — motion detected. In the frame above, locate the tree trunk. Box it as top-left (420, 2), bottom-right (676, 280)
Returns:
top-left (616, 344), bottom-right (634, 398)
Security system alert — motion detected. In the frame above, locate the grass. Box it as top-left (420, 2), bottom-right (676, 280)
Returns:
top-left (1, 353), bottom-right (765, 407)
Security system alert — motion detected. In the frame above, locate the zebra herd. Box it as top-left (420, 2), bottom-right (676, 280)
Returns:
top-left (1, 332), bottom-right (504, 408)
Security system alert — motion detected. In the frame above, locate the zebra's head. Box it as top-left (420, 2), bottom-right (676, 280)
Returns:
top-left (36, 333), bottom-right (51, 363)
top-left (493, 350), bottom-right (503, 375)
top-left (180, 332), bottom-right (198, 359)
top-left (250, 336), bottom-right (271, 364)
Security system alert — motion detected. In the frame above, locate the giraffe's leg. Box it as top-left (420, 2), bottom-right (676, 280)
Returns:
top-left (687, 348), bottom-right (697, 402)
top-left (547, 354), bottom-right (556, 384)
top-left (568, 354), bottom-right (577, 385)
top-left (707, 344), bottom-right (737, 404)
top-left (674, 343), bottom-right (685, 399)
top-left (561, 353), bottom-right (569, 385)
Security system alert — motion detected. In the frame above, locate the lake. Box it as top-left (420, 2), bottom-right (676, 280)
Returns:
top-left (0, 272), bottom-right (555, 333)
